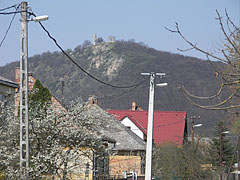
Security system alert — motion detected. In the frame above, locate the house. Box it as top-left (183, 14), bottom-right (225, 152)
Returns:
top-left (107, 102), bottom-right (187, 145)
top-left (0, 75), bottom-right (18, 121)
top-left (14, 67), bottom-right (146, 179)
top-left (0, 75), bottom-right (18, 100)
top-left (87, 97), bottom-right (146, 179)
top-left (45, 96), bottom-right (146, 179)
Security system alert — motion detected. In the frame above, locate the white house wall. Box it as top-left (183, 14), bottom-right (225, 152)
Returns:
top-left (121, 117), bottom-right (144, 140)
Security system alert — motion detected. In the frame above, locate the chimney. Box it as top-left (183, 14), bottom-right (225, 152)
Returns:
top-left (15, 67), bottom-right (20, 84)
top-left (131, 101), bottom-right (138, 111)
top-left (88, 95), bottom-right (98, 105)
top-left (28, 73), bottom-right (35, 91)
top-left (15, 67), bottom-right (35, 90)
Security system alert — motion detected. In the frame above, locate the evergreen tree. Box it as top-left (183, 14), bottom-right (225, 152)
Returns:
top-left (28, 79), bottom-right (52, 119)
top-left (29, 79), bottom-right (52, 107)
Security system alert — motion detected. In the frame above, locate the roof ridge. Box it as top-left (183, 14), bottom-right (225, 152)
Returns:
top-left (107, 109), bottom-right (187, 145)
top-left (90, 104), bottom-right (146, 150)
top-left (108, 109), bottom-right (186, 113)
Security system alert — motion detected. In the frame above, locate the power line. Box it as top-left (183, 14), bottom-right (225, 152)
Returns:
top-left (29, 11), bottom-right (148, 89)
top-left (97, 81), bottom-right (148, 100)
top-left (0, 11), bottom-right (24, 15)
top-left (0, 4), bottom-right (20, 48)
top-left (0, 4), bottom-right (19, 11)
top-left (59, 78), bottom-right (147, 107)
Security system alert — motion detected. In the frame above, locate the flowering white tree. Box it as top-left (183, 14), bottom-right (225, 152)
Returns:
top-left (0, 96), bottom-right (109, 179)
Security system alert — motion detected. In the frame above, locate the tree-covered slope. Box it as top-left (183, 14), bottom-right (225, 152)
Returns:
top-left (0, 40), bottom-right (227, 135)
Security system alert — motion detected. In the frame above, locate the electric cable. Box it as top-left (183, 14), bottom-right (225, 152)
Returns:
top-left (0, 11), bottom-right (24, 15)
top-left (29, 11), bottom-right (148, 89)
top-left (60, 78), bottom-right (147, 108)
top-left (0, 4), bottom-right (20, 48)
top-left (0, 4), bottom-right (19, 11)
top-left (97, 80), bottom-right (148, 100)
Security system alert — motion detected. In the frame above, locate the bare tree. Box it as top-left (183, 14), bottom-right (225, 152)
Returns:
top-left (166, 10), bottom-right (240, 111)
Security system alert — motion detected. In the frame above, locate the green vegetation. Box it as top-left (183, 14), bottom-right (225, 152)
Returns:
top-left (0, 171), bottom-right (5, 180)
top-left (29, 79), bottom-right (52, 106)
top-left (152, 143), bottom-right (212, 180)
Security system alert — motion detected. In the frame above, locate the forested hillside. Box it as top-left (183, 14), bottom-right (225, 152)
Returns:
top-left (0, 40), bottom-right (228, 136)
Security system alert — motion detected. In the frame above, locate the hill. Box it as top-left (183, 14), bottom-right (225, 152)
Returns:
top-left (0, 40), bottom-right (227, 136)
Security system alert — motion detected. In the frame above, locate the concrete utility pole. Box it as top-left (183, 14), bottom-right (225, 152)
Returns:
top-left (190, 117), bottom-right (194, 144)
top-left (219, 126), bottom-right (229, 180)
top-left (20, 2), bottom-right (29, 178)
top-left (237, 135), bottom-right (240, 180)
top-left (19, 2), bottom-right (48, 178)
top-left (219, 126), bottom-right (223, 180)
top-left (142, 72), bottom-right (167, 180)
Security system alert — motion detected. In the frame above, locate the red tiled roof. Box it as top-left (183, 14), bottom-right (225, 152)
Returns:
top-left (107, 110), bottom-right (187, 145)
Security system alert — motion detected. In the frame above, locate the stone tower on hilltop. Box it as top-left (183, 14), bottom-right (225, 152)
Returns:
top-left (108, 36), bottom-right (116, 43)
top-left (93, 34), bottom-right (97, 46)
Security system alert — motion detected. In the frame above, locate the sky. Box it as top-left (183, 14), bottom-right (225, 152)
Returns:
top-left (0, 0), bottom-right (239, 66)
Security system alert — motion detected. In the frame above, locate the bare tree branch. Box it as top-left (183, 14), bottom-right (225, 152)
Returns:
top-left (166, 10), bottom-right (240, 111)
top-left (165, 23), bottom-right (229, 63)
top-left (225, 9), bottom-right (239, 32)
top-left (182, 89), bottom-right (240, 110)
top-left (180, 80), bottom-right (240, 100)
top-left (216, 10), bottom-right (240, 56)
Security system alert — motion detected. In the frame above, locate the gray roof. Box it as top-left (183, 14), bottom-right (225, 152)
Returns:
top-left (0, 76), bottom-right (18, 88)
top-left (87, 104), bottom-right (146, 151)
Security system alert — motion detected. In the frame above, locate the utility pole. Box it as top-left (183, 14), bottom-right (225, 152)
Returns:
top-left (20, 2), bottom-right (29, 178)
top-left (237, 135), bottom-right (240, 180)
top-left (190, 117), bottom-right (194, 145)
top-left (219, 125), bottom-right (223, 180)
top-left (190, 116), bottom-right (201, 145)
top-left (141, 72), bottom-right (167, 180)
top-left (19, 2), bottom-right (48, 178)
top-left (219, 125), bottom-right (229, 180)
top-left (61, 80), bottom-right (65, 105)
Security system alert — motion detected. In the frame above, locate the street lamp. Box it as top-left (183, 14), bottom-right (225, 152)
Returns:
top-left (193, 124), bottom-right (202, 128)
top-left (28, 15), bottom-right (49, 22)
top-left (156, 83), bottom-right (168, 87)
top-left (19, 2), bottom-right (48, 179)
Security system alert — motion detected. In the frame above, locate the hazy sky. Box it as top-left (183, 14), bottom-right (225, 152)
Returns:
top-left (0, 0), bottom-right (239, 66)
